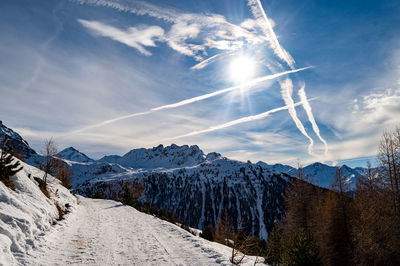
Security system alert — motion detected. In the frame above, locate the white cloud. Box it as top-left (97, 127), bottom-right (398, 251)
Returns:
top-left (78, 19), bottom-right (164, 56)
top-left (76, 0), bottom-right (269, 61)
top-left (352, 87), bottom-right (400, 128)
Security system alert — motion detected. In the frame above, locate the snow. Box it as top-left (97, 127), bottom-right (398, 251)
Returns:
top-left (20, 197), bottom-right (261, 265)
top-left (0, 157), bottom-right (77, 265)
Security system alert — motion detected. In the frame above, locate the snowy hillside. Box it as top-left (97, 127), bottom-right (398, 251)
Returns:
top-left (0, 157), bottom-right (77, 264)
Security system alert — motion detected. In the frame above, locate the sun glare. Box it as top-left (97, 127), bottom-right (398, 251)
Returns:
top-left (229, 56), bottom-right (256, 83)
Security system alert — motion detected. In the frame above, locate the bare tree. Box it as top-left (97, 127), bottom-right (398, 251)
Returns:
top-left (284, 163), bottom-right (316, 231)
top-left (40, 138), bottom-right (59, 186)
top-left (55, 163), bottom-right (73, 189)
top-left (378, 130), bottom-right (400, 213)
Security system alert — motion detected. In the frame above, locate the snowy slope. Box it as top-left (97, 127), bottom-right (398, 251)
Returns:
top-left (22, 197), bottom-right (261, 265)
top-left (0, 156), bottom-right (77, 265)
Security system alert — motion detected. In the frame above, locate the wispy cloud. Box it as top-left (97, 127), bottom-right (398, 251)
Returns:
top-left (76, 0), bottom-right (269, 61)
top-left (78, 19), bottom-right (164, 56)
top-left (352, 87), bottom-right (400, 128)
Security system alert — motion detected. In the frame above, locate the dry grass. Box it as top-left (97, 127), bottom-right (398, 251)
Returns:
top-left (1, 177), bottom-right (15, 190)
top-left (55, 203), bottom-right (68, 221)
top-left (34, 177), bottom-right (50, 198)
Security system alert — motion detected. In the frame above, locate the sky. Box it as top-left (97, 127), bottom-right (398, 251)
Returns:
top-left (1, 0), bottom-right (400, 167)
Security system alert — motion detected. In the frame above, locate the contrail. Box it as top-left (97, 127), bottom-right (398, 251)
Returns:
top-left (191, 51), bottom-right (234, 70)
top-left (247, 0), bottom-right (295, 68)
top-left (69, 67), bottom-right (311, 135)
top-left (168, 98), bottom-right (317, 140)
top-left (298, 83), bottom-right (328, 155)
top-left (68, 111), bottom-right (153, 135)
top-left (280, 78), bottom-right (314, 155)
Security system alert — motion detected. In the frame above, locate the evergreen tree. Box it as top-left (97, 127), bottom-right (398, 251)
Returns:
top-left (265, 225), bottom-right (283, 266)
top-left (200, 224), bottom-right (215, 241)
top-left (315, 168), bottom-right (353, 266)
top-left (0, 136), bottom-right (23, 188)
top-left (280, 228), bottom-right (321, 266)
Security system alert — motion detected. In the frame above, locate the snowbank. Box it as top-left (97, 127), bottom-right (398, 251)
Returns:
top-left (0, 158), bottom-right (76, 265)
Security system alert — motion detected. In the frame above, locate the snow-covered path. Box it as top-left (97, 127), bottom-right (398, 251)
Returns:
top-left (21, 197), bottom-right (256, 265)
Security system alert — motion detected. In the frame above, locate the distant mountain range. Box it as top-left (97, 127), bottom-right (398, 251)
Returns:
top-left (0, 121), bottom-right (368, 239)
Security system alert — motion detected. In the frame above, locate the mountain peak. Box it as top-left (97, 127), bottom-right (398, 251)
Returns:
top-left (205, 152), bottom-right (222, 161)
top-left (102, 144), bottom-right (205, 169)
top-left (57, 146), bottom-right (93, 163)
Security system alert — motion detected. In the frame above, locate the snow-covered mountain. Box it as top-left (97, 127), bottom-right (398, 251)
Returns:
top-left (256, 161), bottom-right (296, 175)
top-left (302, 162), bottom-right (363, 188)
top-left (257, 161), bottom-right (364, 189)
top-left (57, 147), bottom-right (94, 163)
top-left (100, 144), bottom-right (205, 169)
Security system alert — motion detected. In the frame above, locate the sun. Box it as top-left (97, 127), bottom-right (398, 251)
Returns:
top-left (228, 56), bottom-right (256, 83)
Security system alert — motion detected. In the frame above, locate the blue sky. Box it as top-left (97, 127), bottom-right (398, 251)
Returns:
top-left (1, 0), bottom-right (399, 167)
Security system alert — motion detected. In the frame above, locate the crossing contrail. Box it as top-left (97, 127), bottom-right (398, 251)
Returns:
top-left (68, 67), bottom-right (311, 135)
top-left (168, 98), bottom-right (317, 139)
top-left (191, 51), bottom-right (235, 70)
top-left (280, 78), bottom-right (314, 155)
top-left (298, 83), bottom-right (329, 155)
top-left (247, 0), bottom-right (295, 68)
